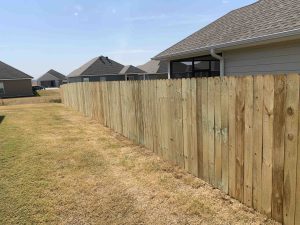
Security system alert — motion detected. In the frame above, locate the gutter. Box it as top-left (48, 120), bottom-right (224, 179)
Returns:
top-left (153, 28), bottom-right (300, 61)
top-left (210, 49), bottom-right (224, 77)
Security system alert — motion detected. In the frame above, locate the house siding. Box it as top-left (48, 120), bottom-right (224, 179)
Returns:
top-left (224, 39), bottom-right (300, 76)
top-left (0, 79), bottom-right (33, 98)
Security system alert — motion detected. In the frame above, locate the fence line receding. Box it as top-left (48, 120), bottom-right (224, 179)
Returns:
top-left (61, 74), bottom-right (300, 225)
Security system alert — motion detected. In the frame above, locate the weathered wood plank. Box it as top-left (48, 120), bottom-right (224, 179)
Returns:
top-left (207, 78), bottom-right (215, 186)
top-left (197, 78), bottom-right (203, 179)
top-left (272, 75), bottom-right (286, 223)
top-left (228, 76), bottom-right (237, 198)
top-left (244, 76), bottom-right (253, 208)
top-left (262, 75), bottom-right (274, 217)
top-left (221, 76), bottom-right (229, 194)
top-left (284, 74), bottom-right (299, 225)
top-left (169, 79), bottom-right (184, 167)
top-left (252, 75), bottom-right (264, 212)
top-left (235, 77), bottom-right (245, 203)
top-left (214, 77), bottom-right (222, 189)
top-left (190, 78), bottom-right (198, 176)
top-left (201, 78), bottom-right (209, 182)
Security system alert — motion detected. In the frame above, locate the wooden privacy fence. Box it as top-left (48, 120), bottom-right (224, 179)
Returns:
top-left (61, 74), bottom-right (300, 225)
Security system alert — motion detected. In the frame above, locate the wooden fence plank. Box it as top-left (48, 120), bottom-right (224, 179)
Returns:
top-left (252, 75), bottom-right (264, 212)
top-left (190, 78), bottom-right (198, 177)
top-left (244, 76), bottom-right (253, 208)
top-left (235, 77), bottom-right (245, 203)
top-left (214, 77), bottom-right (222, 189)
top-left (168, 79), bottom-right (184, 167)
top-left (272, 75), bottom-right (286, 223)
top-left (197, 78), bottom-right (203, 179)
top-left (228, 76), bottom-right (237, 198)
top-left (284, 74), bottom-right (299, 225)
top-left (182, 79), bottom-right (192, 173)
top-left (201, 78), bottom-right (209, 182)
top-left (207, 78), bottom-right (215, 186)
top-left (221, 77), bottom-right (229, 194)
top-left (262, 75), bottom-right (274, 217)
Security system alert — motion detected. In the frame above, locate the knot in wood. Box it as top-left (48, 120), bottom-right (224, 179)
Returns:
top-left (287, 107), bottom-right (294, 116)
top-left (288, 133), bottom-right (294, 141)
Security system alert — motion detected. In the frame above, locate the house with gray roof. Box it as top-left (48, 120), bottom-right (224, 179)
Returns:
top-left (119, 65), bottom-right (146, 80)
top-left (0, 60), bottom-right (33, 98)
top-left (137, 60), bottom-right (168, 80)
top-left (68, 56), bottom-right (125, 83)
top-left (37, 69), bottom-right (66, 87)
top-left (154, 0), bottom-right (300, 78)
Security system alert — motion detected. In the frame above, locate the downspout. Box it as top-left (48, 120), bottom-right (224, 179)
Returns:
top-left (210, 49), bottom-right (225, 77)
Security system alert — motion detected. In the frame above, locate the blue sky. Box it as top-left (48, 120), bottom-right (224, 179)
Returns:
top-left (0, 0), bottom-right (256, 78)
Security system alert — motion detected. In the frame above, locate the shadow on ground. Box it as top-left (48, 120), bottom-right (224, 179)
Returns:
top-left (0, 116), bottom-right (5, 124)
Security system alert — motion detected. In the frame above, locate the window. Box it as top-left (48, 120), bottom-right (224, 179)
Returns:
top-left (171, 60), bottom-right (193, 78)
top-left (83, 78), bottom-right (90, 82)
top-left (170, 55), bottom-right (221, 78)
top-left (0, 82), bottom-right (5, 95)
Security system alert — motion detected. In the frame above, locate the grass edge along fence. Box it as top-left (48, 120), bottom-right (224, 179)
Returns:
top-left (61, 74), bottom-right (300, 225)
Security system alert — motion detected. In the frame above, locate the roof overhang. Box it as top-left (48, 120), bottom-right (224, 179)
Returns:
top-left (153, 28), bottom-right (300, 61)
top-left (0, 78), bottom-right (32, 81)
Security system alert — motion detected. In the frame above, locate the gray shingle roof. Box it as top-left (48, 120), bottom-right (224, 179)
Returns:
top-left (138, 60), bottom-right (168, 74)
top-left (155, 0), bottom-right (300, 60)
top-left (0, 61), bottom-right (32, 80)
top-left (68, 56), bottom-right (124, 77)
top-left (37, 69), bottom-right (66, 82)
top-left (119, 65), bottom-right (145, 74)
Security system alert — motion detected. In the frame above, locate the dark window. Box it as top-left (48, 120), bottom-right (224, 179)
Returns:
top-left (170, 55), bottom-right (221, 79)
top-left (171, 60), bottom-right (193, 78)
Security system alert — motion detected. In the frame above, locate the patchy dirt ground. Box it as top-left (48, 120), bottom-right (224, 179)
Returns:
top-left (0, 104), bottom-right (279, 225)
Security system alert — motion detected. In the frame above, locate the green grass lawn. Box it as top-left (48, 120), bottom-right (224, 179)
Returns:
top-left (0, 104), bottom-right (279, 225)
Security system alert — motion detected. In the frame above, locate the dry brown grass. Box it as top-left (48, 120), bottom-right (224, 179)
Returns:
top-left (0, 104), bottom-right (280, 225)
top-left (0, 89), bottom-right (61, 106)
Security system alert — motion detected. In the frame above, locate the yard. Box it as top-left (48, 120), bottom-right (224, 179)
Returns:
top-left (0, 88), bottom-right (61, 106)
top-left (0, 103), bottom-right (278, 225)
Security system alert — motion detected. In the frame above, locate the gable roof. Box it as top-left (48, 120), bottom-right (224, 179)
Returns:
top-left (119, 65), bottom-right (145, 74)
top-left (0, 61), bottom-right (32, 80)
top-left (68, 56), bottom-right (124, 77)
top-left (154, 0), bottom-right (300, 60)
top-left (37, 69), bottom-right (66, 82)
top-left (138, 60), bottom-right (168, 74)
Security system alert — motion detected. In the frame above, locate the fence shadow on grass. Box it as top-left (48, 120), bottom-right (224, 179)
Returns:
top-left (0, 116), bottom-right (5, 124)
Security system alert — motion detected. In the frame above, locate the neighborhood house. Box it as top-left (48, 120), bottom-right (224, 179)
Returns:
top-left (37, 69), bottom-right (66, 87)
top-left (154, 0), bottom-right (300, 78)
top-left (0, 60), bottom-right (33, 98)
top-left (68, 56), bottom-right (169, 83)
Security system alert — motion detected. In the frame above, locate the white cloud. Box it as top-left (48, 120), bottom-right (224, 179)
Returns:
top-left (73, 4), bottom-right (83, 16)
top-left (222, 0), bottom-right (230, 4)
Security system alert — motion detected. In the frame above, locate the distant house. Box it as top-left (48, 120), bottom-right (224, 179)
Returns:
top-left (154, 0), bottom-right (300, 78)
top-left (0, 61), bottom-right (33, 98)
top-left (119, 65), bottom-right (146, 80)
top-left (138, 60), bottom-right (168, 80)
top-left (37, 69), bottom-right (66, 87)
top-left (68, 56), bottom-right (125, 83)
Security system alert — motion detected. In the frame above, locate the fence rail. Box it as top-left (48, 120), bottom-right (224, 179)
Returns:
top-left (61, 74), bottom-right (300, 225)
